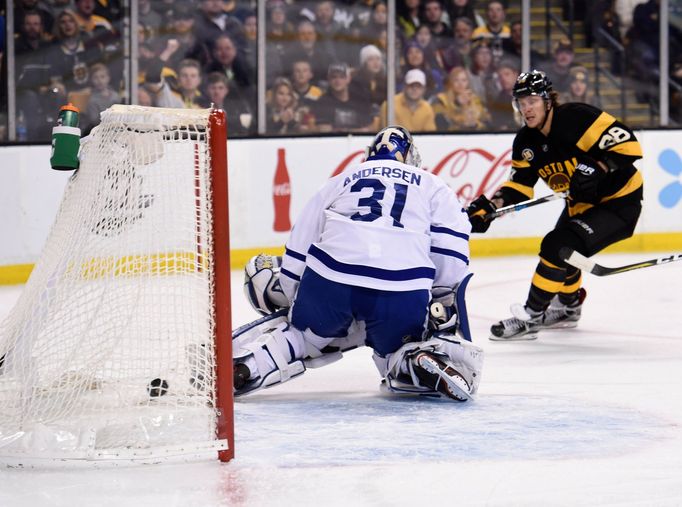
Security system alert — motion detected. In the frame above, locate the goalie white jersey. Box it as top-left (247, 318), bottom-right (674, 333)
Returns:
top-left (281, 158), bottom-right (471, 297)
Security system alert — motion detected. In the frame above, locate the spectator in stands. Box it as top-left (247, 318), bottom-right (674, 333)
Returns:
top-left (559, 65), bottom-right (599, 107)
top-left (15, 10), bottom-right (56, 140)
top-left (439, 16), bottom-right (474, 72)
top-left (350, 44), bottom-right (388, 115)
top-left (431, 65), bottom-right (490, 131)
top-left (93, 0), bottom-right (123, 23)
top-left (445, 0), bottom-right (483, 30)
top-left (141, 57), bottom-right (183, 108)
top-left (501, 19), bottom-right (545, 70)
top-left (376, 68), bottom-right (436, 132)
top-left (397, 0), bottom-right (421, 41)
top-left (625, 0), bottom-right (682, 104)
top-left (14, 0), bottom-right (54, 35)
top-left (284, 19), bottom-right (335, 87)
top-left (241, 10), bottom-right (258, 72)
top-left (194, 0), bottom-right (244, 50)
top-left (48, 9), bottom-right (103, 105)
top-left (73, 0), bottom-right (114, 35)
top-left (174, 58), bottom-right (209, 109)
top-left (157, 4), bottom-right (211, 70)
top-left (545, 38), bottom-right (577, 94)
top-left (266, 76), bottom-right (304, 134)
top-left (468, 41), bottom-right (495, 103)
top-left (413, 24), bottom-right (445, 71)
top-left (138, 0), bottom-right (163, 38)
top-left (84, 62), bottom-right (120, 132)
top-left (422, 0), bottom-right (453, 50)
top-left (471, 0), bottom-right (510, 65)
top-left (204, 33), bottom-right (256, 106)
top-left (313, 1), bottom-right (346, 63)
top-left (586, 0), bottom-right (621, 48)
top-left (265, 1), bottom-right (295, 85)
top-left (401, 42), bottom-right (444, 99)
top-left (206, 72), bottom-right (254, 136)
top-left (353, 0), bottom-right (389, 49)
top-left (485, 58), bottom-right (519, 130)
top-left (290, 59), bottom-right (323, 101)
top-left (313, 62), bottom-right (374, 132)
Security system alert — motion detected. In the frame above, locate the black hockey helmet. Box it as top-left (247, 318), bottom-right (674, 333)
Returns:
top-left (512, 70), bottom-right (553, 100)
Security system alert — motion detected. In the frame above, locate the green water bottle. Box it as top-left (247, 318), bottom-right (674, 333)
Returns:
top-left (50, 103), bottom-right (81, 171)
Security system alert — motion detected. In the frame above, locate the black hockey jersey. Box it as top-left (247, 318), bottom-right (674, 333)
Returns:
top-left (498, 102), bottom-right (643, 216)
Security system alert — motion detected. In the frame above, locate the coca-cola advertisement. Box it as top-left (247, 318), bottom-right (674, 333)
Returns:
top-left (229, 134), bottom-right (568, 249)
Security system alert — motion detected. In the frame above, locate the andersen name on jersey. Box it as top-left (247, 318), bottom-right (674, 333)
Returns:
top-left (502, 102), bottom-right (643, 215)
top-left (280, 159), bottom-right (471, 295)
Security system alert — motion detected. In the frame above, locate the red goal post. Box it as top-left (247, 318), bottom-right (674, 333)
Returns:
top-left (0, 105), bottom-right (234, 466)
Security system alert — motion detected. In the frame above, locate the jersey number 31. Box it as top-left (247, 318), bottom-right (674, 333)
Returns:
top-left (350, 179), bottom-right (408, 228)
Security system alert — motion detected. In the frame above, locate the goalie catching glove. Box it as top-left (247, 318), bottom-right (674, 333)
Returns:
top-left (466, 195), bottom-right (497, 233)
top-left (243, 254), bottom-right (290, 315)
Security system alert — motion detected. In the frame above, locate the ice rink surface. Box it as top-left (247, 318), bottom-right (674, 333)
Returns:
top-left (1, 253), bottom-right (681, 507)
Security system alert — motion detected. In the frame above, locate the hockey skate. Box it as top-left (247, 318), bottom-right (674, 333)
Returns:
top-left (411, 351), bottom-right (471, 401)
top-left (489, 305), bottom-right (543, 341)
top-left (490, 289), bottom-right (586, 341)
top-left (543, 288), bottom-right (586, 329)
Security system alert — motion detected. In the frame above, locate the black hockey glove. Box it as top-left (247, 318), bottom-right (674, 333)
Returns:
top-left (570, 159), bottom-right (607, 203)
top-left (466, 195), bottom-right (497, 233)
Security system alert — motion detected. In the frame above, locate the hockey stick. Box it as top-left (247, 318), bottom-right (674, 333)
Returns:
top-left (487, 192), bottom-right (567, 219)
top-left (560, 247), bottom-right (682, 276)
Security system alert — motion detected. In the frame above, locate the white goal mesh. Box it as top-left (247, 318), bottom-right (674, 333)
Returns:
top-left (0, 105), bottom-right (231, 466)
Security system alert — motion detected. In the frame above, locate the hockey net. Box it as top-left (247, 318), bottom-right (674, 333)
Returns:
top-left (0, 105), bottom-right (233, 466)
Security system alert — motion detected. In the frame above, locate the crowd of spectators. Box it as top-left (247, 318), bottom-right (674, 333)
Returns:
top-left (2, 0), bottom-right (682, 142)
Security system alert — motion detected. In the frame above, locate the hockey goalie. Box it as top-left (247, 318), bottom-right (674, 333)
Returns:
top-left (233, 126), bottom-right (484, 401)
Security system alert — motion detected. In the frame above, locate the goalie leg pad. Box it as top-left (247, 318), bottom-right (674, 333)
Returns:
top-left (379, 333), bottom-right (484, 400)
top-left (233, 322), bottom-right (306, 396)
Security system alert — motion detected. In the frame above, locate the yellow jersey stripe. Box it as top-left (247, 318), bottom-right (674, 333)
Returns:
top-left (512, 159), bottom-right (531, 168)
top-left (501, 181), bottom-right (534, 199)
top-left (576, 111), bottom-right (616, 152)
top-left (531, 272), bottom-right (564, 293)
top-left (602, 170), bottom-right (643, 203)
top-left (560, 277), bottom-right (582, 293)
top-left (608, 140), bottom-right (643, 157)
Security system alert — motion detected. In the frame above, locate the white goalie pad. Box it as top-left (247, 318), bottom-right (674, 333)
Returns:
top-left (232, 315), bottom-right (366, 396)
top-left (378, 333), bottom-right (484, 399)
top-left (234, 324), bottom-right (307, 397)
top-left (243, 254), bottom-right (289, 316)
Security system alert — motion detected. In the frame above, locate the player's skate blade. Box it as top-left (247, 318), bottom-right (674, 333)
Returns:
top-left (413, 352), bottom-right (471, 401)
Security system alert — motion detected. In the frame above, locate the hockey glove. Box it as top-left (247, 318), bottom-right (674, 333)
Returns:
top-left (429, 287), bottom-right (458, 332)
top-left (466, 195), bottom-right (497, 233)
top-left (570, 159), bottom-right (607, 203)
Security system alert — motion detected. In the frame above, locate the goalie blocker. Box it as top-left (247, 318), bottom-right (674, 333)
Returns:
top-left (236, 254), bottom-right (481, 400)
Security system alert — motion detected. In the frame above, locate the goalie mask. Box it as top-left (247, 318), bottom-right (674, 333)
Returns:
top-left (365, 126), bottom-right (422, 168)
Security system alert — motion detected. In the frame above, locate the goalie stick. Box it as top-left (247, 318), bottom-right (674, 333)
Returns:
top-left (560, 247), bottom-right (682, 276)
top-left (487, 192), bottom-right (567, 219)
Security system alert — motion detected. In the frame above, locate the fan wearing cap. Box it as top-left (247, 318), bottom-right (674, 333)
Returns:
top-left (545, 38), bottom-right (577, 94)
top-left (313, 62), bottom-right (374, 132)
top-left (375, 69), bottom-right (436, 132)
top-left (466, 69), bottom-right (644, 341)
top-left (560, 66), bottom-right (598, 107)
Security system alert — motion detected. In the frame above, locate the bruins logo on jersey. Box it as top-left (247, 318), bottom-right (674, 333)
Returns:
top-left (522, 148), bottom-right (534, 161)
top-left (537, 157), bottom-right (577, 193)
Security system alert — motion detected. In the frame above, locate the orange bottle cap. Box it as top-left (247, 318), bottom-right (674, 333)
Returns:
top-left (60, 103), bottom-right (81, 113)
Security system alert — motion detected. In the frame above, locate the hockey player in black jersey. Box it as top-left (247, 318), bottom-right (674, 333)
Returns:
top-left (467, 70), bottom-right (643, 340)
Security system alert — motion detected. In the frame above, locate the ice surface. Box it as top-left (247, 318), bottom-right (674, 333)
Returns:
top-left (1, 254), bottom-right (681, 507)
